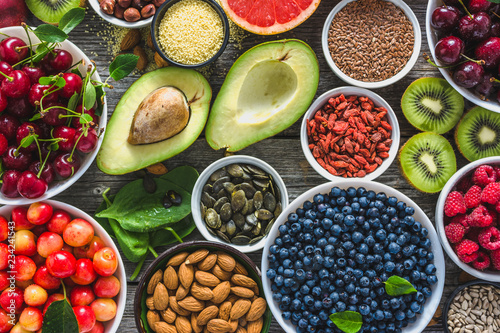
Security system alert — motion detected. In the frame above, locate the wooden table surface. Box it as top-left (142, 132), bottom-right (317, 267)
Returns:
top-left (24, 1), bottom-right (476, 332)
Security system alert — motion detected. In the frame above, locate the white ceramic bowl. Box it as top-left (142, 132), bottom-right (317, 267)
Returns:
top-left (0, 27), bottom-right (107, 205)
top-left (262, 180), bottom-right (446, 333)
top-left (322, 0), bottom-right (422, 89)
top-left (436, 156), bottom-right (500, 282)
top-left (426, 0), bottom-right (500, 113)
top-left (300, 87), bottom-right (400, 181)
top-left (89, 0), bottom-right (153, 28)
top-left (191, 155), bottom-right (289, 253)
top-left (0, 200), bottom-right (126, 333)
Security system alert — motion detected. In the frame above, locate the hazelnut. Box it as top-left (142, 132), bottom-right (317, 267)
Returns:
top-left (152, 0), bottom-right (165, 7)
top-left (141, 4), bottom-right (156, 18)
top-left (132, 0), bottom-right (147, 9)
top-left (117, 0), bottom-right (132, 7)
top-left (100, 0), bottom-right (116, 15)
top-left (124, 7), bottom-right (141, 21)
top-left (114, 4), bottom-right (126, 19)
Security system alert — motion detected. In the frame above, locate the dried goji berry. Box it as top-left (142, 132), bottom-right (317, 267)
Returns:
top-left (378, 152), bottom-right (389, 158)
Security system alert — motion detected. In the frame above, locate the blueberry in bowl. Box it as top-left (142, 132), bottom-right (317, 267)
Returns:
top-left (262, 180), bottom-right (445, 333)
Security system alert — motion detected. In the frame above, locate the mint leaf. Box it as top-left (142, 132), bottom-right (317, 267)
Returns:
top-left (84, 80), bottom-right (96, 110)
top-left (33, 43), bottom-right (51, 63)
top-left (42, 299), bottom-right (79, 333)
top-left (384, 276), bottom-right (417, 296)
top-left (59, 8), bottom-right (85, 34)
top-left (109, 54), bottom-right (139, 81)
top-left (34, 25), bottom-right (68, 43)
top-left (330, 311), bottom-right (362, 333)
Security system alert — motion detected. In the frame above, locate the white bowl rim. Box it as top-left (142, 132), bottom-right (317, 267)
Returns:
top-left (191, 155), bottom-right (289, 253)
top-left (300, 86), bottom-right (400, 181)
top-left (262, 179), bottom-right (446, 333)
top-left (88, 0), bottom-right (153, 28)
top-left (0, 27), bottom-right (108, 205)
top-left (425, 0), bottom-right (500, 113)
top-left (435, 156), bottom-right (500, 282)
top-left (0, 200), bottom-right (126, 333)
top-left (321, 0), bottom-right (422, 89)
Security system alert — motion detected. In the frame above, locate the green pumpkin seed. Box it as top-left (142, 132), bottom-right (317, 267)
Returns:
top-left (227, 164), bottom-right (244, 178)
top-left (274, 202), bottom-right (282, 217)
top-left (255, 209), bottom-right (273, 220)
top-left (252, 222), bottom-right (261, 236)
top-left (220, 202), bottom-right (232, 222)
top-left (202, 192), bottom-right (216, 208)
top-left (249, 236), bottom-right (263, 244)
top-left (233, 213), bottom-right (245, 229)
top-left (245, 213), bottom-right (258, 226)
top-left (210, 168), bottom-right (227, 182)
top-left (213, 176), bottom-right (231, 193)
top-left (226, 220), bottom-right (236, 236)
top-left (264, 218), bottom-right (276, 235)
top-left (263, 192), bottom-right (276, 212)
top-left (223, 182), bottom-right (235, 194)
top-left (247, 165), bottom-right (265, 175)
top-left (216, 230), bottom-right (231, 243)
top-left (214, 197), bottom-right (229, 213)
top-left (253, 191), bottom-right (263, 210)
top-left (231, 190), bottom-right (246, 212)
top-left (205, 208), bottom-right (221, 229)
top-left (232, 235), bottom-right (251, 245)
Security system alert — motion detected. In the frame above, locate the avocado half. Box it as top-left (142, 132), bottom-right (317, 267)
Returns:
top-left (97, 67), bottom-right (212, 175)
top-left (205, 39), bottom-right (319, 152)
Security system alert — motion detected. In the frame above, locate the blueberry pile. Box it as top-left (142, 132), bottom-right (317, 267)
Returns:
top-left (266, 187), bottom-right (438, 333)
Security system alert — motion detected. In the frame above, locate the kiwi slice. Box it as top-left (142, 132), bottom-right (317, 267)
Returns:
top-left (401, 77), bottom-right (464, 134)
top-left (399, 132), bottom-right (456, 193)
top-left (26, 0), bottom-right (83, 25)
top-left (455, 106), bottom-right (500, 161)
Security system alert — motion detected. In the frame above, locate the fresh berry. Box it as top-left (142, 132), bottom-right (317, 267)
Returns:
top-left (0, 37), bottom-right (28, 65)
top-left (456, 176), bottom-right (473, 193)
top-left (491, 249), bottom-right (500, 270)
top-left (465, 185), bottom-right (482, 209)
top-left (444, 191), bottom-right (467, 217)
top-left (481, 182), bottom-right (500, 204)
top-left (451, 214), bottom-right (471, 232)
top-left (472, 251), bottom-right (491, 270)
top-left (473, 165), bottom-right (497, 186)
top-left (478, 226), bottom-right (500, 250)
top-left (456, 239), bottom-right (480, 263)
top-left (445, 222), bottom-right (466, 243)
top-left (469, 205), bottom-right (494, 227)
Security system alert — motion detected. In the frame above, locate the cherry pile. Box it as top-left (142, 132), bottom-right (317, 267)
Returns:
top-left (1, 202), bottom-right (120, 332)
top-left (430, 0), bottom-right (500, 103)
top-left (0, 35), bottom-right (100, 200)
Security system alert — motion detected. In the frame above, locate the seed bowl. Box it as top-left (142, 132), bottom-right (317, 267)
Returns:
top-left (300, 87), bottom-right (400, 181)
top-left (134, 241), bottom-right (272, 333)
top-left (262, 180), bottom-right (445, 333)
top-left (89, 0), bottom-right (154, 28)
top-left (191, 155), bottom-right (289, 253)
top-left (435, 156), bottom-right (500, 282)
top-left (321, 0), bottom-right (421, 89)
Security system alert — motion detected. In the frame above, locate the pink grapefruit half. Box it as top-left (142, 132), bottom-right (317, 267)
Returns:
top-left (220, 0), bottom-right (321, 35)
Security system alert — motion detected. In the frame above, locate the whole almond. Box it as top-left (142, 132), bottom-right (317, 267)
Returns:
top-left (154, 322), bottom-right (177, 333)
top-left (154, 52), bottom-right (169, 68)
top-left (167, 252), bottom-right (189, 266)
top-left (198, 254), bottom-right (217, 271)
top-left (235, 327), bottom-right (247, 333)
top-left (218, 301), bottom-right (232, 321)
top-left (120, 29), bottom-right (141, 51)
top-left (175, 316), bottom-right (192, 333)
top-left (226, 295), bottom-right (239, 304)
top-left (230, 299), bottom-right (251, 320)
top-left (247, 317), bottom-right (263, 333)
top-left (252, 285), bottom-right (259, 296)
top-left (164, 266), bottom-right (179, 290)
top-left (185, 249), bottom-right (209, 265)
top-left (147, 31), bottom-right (154, 49)
top-left (230, 274), bottom-right (257, 289)
top-left (233, 262), bottom-right (248, 275)
top-left (161, 308), bottom-right (177, 323)
top-left (211, 281), bottom-right (231, 304)
top-left (148, 269), bottom-right (163, 294)
top-left (176, 283), bottom-right (190, 301)
top-left (197, 305), bottom-right (219, 326)
top-left (191, 313), bottom-right (203, 333)
top-left (170, 296), bottom-right (191, 316)
top-left (245, 297), bottom-right (266, 322)
top-left (212, 264), bottom-right (232, 281)
top-left (178, 296), bottom-right (205, 312)
top-left (153, 283), bottom-right (169, 310)
top-left (179, 263), bottom-right (194, 289)
top-left (195, 271), bottom-right (220, 287)
top-left (190, 282), bottom-right (214, 301)
top-left (146, 296), bottom-right (155, 310)
top-left (228, 319), bottom-right (238, 333)
top-left (147, 163), bottom-right (168, 175)
top-left (216, 252), bottom-right (236, 271)
top-left (230, 287), bottom-right (254, 299)
top-left (133, 46), bottom-right (148, 71)
top-left (207, 319), bottom-right (232, 333)
top-left (147, 310), bottom-right (160, 330)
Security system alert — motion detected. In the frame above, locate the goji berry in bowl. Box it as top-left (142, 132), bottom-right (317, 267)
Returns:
top-left (436, 156), bottom-right (500, 282)
top-left (300, 87), bottom-right (400, 181)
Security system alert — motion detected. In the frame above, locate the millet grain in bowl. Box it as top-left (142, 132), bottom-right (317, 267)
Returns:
top-left (158, 0), bottom-right (224, 65)
top-left (328, 0), bottom-right (414, 82)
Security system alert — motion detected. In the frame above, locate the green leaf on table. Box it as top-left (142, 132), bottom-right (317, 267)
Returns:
top-left (84, 80), bottom-right (96, 110)
top-left (96, 178), bottom-right (191, 233)
top-left (384, 276), bottom-right (417, 296)
top-left (94, 84), bottom-right (105, 117)
top-left (160, 166), bottom-right (199, 192)
top-left (41, 299), bottom-right (79, 333)
top-left (109, 54), bottom-right (139, 81)
top-left (149, 215), bottom-right (196, 248)
top-left (68, 92), bottom-right (79, 111)
top-left (34, 25), bottom-right (68, 43)
top-left (94, 196), bottom-right (115, 238)
top-left (329, 311), bottom-right (362, 333)
top-left (59, 8), bottom-right (85, 34)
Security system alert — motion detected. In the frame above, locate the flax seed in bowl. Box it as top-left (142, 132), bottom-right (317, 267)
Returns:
top-left (322, 0), bottom-right (422, 89)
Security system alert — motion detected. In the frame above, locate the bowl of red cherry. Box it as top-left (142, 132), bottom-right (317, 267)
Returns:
top-left (426, 0), bottom-right (500, 113)
top-left (0, 26), bottom-right (107, 204)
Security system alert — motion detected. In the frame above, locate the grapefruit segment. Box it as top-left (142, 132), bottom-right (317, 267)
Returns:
top-left (275, 0), bottom-right (301, 25)
top-left (246, 0), bottom-right (275, 27)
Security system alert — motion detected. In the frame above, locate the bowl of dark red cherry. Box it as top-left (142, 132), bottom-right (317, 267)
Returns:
top-left (426, 0), bottom-right (500, 113)
top-left (0, 26), bottom-right (107, 204)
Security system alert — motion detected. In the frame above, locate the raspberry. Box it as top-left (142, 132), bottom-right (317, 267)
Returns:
top-left (451, 214), bottom-right (471, 232)
top-left (495, 166), bottom-right (500, 179)
top-left (473, 165), bottom-right (497, 187)
top-left (444, 191), bottom-right (467, 217)
top-left (478, 227), bottom-right (500, 250)
top-left (456, 239), bottom-right (480, 263)
top-left (444, 222), bottom-right (466, 243)
top-left (496, 201), bottom-right (500, 213)
top-left (472, 251), bottom-right (491, 270)
top-left (468, 205), bottom-right (494, 227)
top-left (456, 176), bottom-right (473, 194)
top-left (491, 249), bottom-right (500, 270)
top-left (481, 182), bottom-right (500, 205)
top-left (464, 185), bottom-right (482, 209)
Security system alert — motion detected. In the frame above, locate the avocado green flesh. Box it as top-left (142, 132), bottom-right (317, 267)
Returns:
top-left (206, 39), bottom-right (319, 152)
top-left (97, 67), bottom-right (211, 175)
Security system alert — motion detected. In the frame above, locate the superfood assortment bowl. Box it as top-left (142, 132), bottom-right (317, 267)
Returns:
top-left (134, 241), bottom-right (272, 333)
top-left (300, 87), bottom-right (400, 181)
top-left (0, 27), bottom-right (108, 205)
top-left (89, 0), bottom-right (154, 28)
top-left (191, 155), bottom-right (289, 253)
top-left (321, 0), bottom-right (421, 89)
top-left (262, 180), bottom-right (446, 333)
top-left (436, 156), bottom-right (500, 282)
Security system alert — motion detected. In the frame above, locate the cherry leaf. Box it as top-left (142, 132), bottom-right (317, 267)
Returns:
top-left (84, 80), bottom-right (96, 110)
top-left (59, 8), bottom-right (85, 34)
top-left (109, 54), bottom-right (139, 81)
top-left (34, 25), bottom-right (68, 43)
top-left (20, 135), bottom-right (35, 148)
top-left (79, 113), bottom-right (93, 125)
top-left (68, 92), bottom-right (79, 111)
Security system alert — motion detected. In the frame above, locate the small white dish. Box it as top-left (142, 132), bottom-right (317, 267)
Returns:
top-left (262, 180), bottom-right (446, 333)
top-left (89, 0), bottom-right (153, 28)
top-left (300, 86), bottom-right (400, 181)
top-left (322, 0), bottom-right (422, 89)
top-left (436, 156), bottom-right (500, 282)
top-left (191, 155), bottom-right (289, 253)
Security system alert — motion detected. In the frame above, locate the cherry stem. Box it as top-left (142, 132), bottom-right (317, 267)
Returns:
top-left (491, 11), bottom-right (500, 19)
top-left (37, 147), bottom-right (51, 179)
top-left (458, 0), bottom-right (473, 19)
top-left (69, 128), bottom-right (87, 162)
top-left (490, 77), bottom-right (500, 83)
top-left (461, 54), bottom-right (485, 65)
top-left (0, 71), bottom-right (12, 82)
top-left (61, 279), bottom-right (67, 299)
top-left (22, 24), bottom-right (34, 66)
